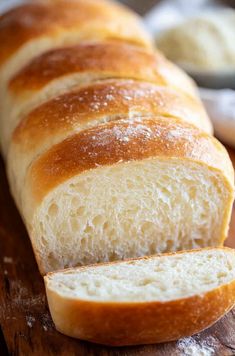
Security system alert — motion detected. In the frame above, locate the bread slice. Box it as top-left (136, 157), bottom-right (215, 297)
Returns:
top-left (19, 118), bottom-right (233, 274)
top-left (44, 248), bottom-right (235, 346)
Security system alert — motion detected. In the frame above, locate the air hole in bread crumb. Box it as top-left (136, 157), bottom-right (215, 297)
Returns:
top-left (71, 218), bottom-right (79, 233)
top-left (149, 242), bottom-right (157, 253)
top-left (126, 180), bottom-right (134, 189)
top-left (141, 221), bottom-right (155, 234)
top-left (166, 240), bottom-right (174, 250)
top-left (189, 187), bottom-right (196, 199)
top-left (80, 238), bottom-right (86, 249)
top-left (109, 229), bottom-right (116, 238)
top-left (103, 221), bottom-right (110, 232)
top-left (41, 234), bottom-right (49, 248)
top-left (48, 253), bottom-right (59, 270)
top-left (109, 251), bottom-right (118, 260)
top-left (92, 215), bottom-right (104, 226)
top-left (217, 272), bottom-right (228, 278)
top-left (138, 278), bottom-right (155, 286)
top-left (207, 254), bottom-right (213, 260)
top-left (227, 262), bottom-right (233, 271)
top-left (48, 203), bottom-right (58, 217)
top-left (111, 197), bottom-right (118, 204)
top-left (84, 224), bottom-right (93, 234)
top-left (71, 197), bottom-right (79, 208)
top-left (76, 206), bottom-right (85, 216)
top-left (195, 239), bottom-right (204, 246)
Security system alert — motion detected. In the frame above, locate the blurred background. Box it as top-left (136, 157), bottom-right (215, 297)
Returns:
top-left (120, 0), bottom-right (235, 148)
top-left (120, 0), bottom-right (235, 15)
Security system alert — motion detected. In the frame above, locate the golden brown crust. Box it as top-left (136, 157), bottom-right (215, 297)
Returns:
top-left (9, 43), bottom-right (166, 92)
top-left (44, 248), bottom-right (235, 346)
top-left (0, 0), bottom-right (151, 66)
top-left (27, 117), bottom-right (234, 204)
top-left (10, 42), bottom-right (187, 93)
top-left (47, 283), bottom-right (235, 346)
top-left (9, 42), bottom-right (193, 95)
top-left (12, 80), bottom-right (212, 151)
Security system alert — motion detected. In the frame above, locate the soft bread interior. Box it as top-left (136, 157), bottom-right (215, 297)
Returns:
top-left (32, 158), bottom-right (230, 273)
top-left (46, 248), bottom-right (235, 302)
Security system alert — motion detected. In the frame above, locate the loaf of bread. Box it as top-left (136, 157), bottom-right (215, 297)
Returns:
top-left (0, 0), bottom-right (234, 274)
top-left (45, 248), bottom-right (235, 346)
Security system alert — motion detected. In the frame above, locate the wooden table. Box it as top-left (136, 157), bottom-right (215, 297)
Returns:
top-left (0, 148), bottom-right (235, 356)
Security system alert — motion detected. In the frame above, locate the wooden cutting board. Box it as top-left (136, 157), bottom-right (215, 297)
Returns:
top-left (0, 148), bottom-right (235, 356)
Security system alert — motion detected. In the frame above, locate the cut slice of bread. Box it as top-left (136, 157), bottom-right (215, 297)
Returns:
top-left (45, 248), bottom-right (235, 346)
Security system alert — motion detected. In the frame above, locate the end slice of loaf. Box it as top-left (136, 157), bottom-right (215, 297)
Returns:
top-left (45, 247), bottom-right (235, 346)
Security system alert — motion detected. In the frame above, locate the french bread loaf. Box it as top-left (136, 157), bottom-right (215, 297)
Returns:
top-left (0, 0), bottom-right (234, 275)
top-left (45, 248), bottom-right (235, 346)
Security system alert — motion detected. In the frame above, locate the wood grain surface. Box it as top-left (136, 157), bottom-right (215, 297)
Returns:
top-left (0, 148), bottom-right (235, 356)
top-left (1, 0), bottom-right (233, 353)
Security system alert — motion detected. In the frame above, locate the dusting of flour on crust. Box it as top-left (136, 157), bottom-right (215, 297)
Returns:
top-left (177, 336), bottom-right (218, 356)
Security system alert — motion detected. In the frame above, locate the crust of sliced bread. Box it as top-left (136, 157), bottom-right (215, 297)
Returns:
top-left (12, 81), bottom-right (211, 150)
top-left (9, 42), bottom-right (195, 96)
top-left (0, 0), bottom-right (151, 67)
top-left (44, 248), bottom-right (235, 346)
top-left (7, 82), bottom-right (212, 204)
top-left (25, 117), bottom-right (234, 206)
